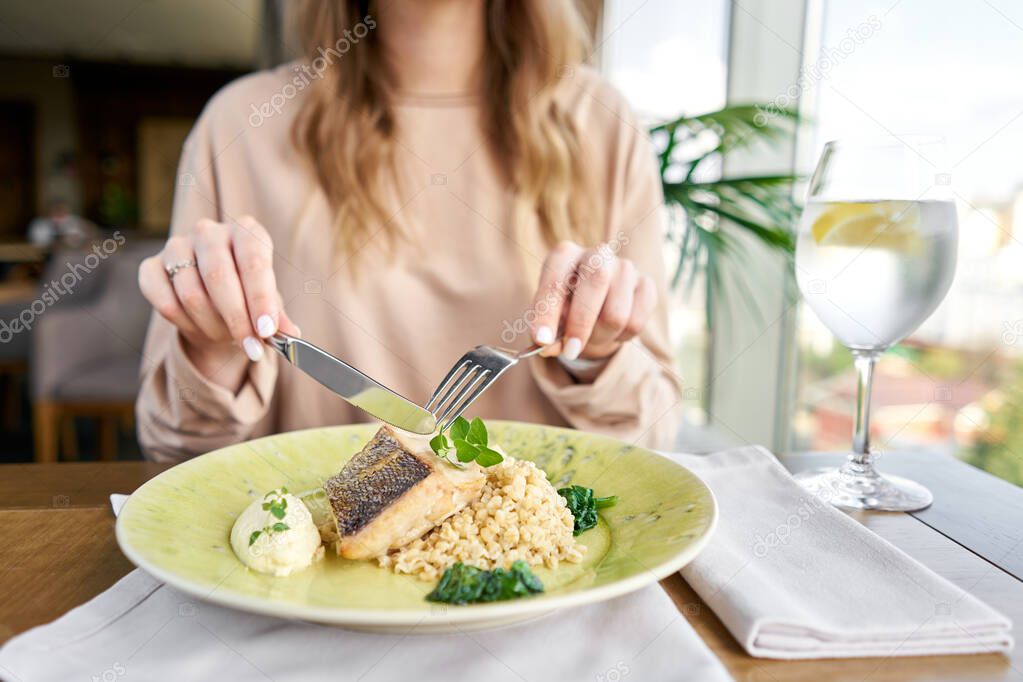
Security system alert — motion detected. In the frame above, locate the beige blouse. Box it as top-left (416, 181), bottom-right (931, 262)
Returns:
top-left (136, 63), bottom-right (682, 463)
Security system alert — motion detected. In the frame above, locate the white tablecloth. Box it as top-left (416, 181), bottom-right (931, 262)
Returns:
top-left (0, 496), bottom-right (732, 682)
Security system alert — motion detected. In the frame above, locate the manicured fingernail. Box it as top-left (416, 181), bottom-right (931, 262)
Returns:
top-left (243, 336), bottom-right (264, 362)
top-left (256, 314), bottom-right (276, 338)
top-left (536, 326), bottom-right (555, 345)
top-left (561, 337), bottom-right (583, 361)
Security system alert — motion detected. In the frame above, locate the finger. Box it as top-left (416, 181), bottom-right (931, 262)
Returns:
top-left (165, 235), bottom-right (231, 343)
top-left (536, 304), bottom-right (569, 358)
top-left (588, 259), bottom-right (637, 349)
top-left (530, 240), bottom-right (584, 348)
top-left (138, 255), bottom-right (202, 340)
top-left (232, 216), bottom-right (281, 339)
top-left (561, 246), bottom-right (617, 360)
top-left (274, 290), bottom-right (302, 337)
top-left (193, 219), bottom-right (262, 359)
top-left (620, 274), bottom-right (658, 341)
top-left (279, 308), bottom-right (302, 337)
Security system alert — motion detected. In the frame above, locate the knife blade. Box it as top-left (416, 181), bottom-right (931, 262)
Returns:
top-left (269, 333), bottom-right (437, 435)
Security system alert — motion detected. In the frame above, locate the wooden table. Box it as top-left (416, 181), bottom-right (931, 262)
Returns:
top-left (1, 453), bottom-right (1021, 681)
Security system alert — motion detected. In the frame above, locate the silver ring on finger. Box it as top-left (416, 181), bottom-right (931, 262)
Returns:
top-left (165, 259), bottom-right (196, 281)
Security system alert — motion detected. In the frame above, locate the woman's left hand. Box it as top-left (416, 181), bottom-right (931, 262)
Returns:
top-left (528, 240), bottom-right (658, 361)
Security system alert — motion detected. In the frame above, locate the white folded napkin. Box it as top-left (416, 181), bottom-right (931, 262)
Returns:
top-left (0, 496), bottom-right (733, 682)
top-left (674, 446), bottom-right (1014, 659)
top-left (110, 492), bottom-right (129, 515)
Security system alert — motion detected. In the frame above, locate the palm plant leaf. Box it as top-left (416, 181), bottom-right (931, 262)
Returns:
top-left (653, 104), bottom-right (801, 328)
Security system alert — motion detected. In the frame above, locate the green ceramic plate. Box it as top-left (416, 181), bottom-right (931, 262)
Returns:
top-left (116, 421), bottom-right (716, 632)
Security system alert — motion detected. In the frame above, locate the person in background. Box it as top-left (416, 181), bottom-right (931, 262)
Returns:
top-left (135, 0), bottom-right (682, 463)
top-left (27, 198), bottom-right (96, 249)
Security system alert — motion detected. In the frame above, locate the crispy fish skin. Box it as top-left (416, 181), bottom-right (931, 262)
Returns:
top-left (325, 426), bottom-right (486, 559)
top-left (325, 431), bottom-right (431, 536)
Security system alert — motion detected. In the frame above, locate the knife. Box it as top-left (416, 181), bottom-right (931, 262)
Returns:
top-left (269, 332), bottom-right (437, 435)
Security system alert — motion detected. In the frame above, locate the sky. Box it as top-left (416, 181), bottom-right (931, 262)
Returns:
top-left (600, 0), bottom-right (1023, 204)
top-left (810, 0), bottom-right (1023, 204)
top-left (601, 0), bottom-right (729, 120)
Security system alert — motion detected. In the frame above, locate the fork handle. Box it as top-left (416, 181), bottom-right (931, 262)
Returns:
top-left (515, 344), bottom-right (546, 360)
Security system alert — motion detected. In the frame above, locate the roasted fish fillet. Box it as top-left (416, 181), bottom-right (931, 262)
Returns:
top-left (324, 425), bottom-right (486, 559)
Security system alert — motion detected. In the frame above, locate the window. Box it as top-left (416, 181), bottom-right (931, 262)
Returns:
top-left (601, 0), bottom-right (729, 119)
top-left (600, 0), bottom-right (730, 440)
top-left (792, 0), bottom-right (1023, 486)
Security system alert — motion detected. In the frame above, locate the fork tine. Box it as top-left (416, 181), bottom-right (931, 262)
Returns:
top-left (425, 358), bottom-right (472, 412)
top-left (434, 366), bottom-right (488, 426)
top-left (440, 373), bottom-right (493, 431)
top-left (430, 363), bottom-right (478, 418)
top-left (426, 344), bottom-right (530, 433)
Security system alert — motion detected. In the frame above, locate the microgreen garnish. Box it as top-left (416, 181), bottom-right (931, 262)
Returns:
top-left (558, 485), bottom-right (618, 535)
top-left (248, 487), bottom-right (291, 546)
top-left (430, 416), bottom-right (504, 468)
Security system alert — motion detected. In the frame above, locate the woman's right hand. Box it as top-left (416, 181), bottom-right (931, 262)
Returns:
top-left (138, 216), bottom-right (300, 386)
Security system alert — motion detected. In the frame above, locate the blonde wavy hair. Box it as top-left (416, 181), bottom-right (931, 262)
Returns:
top-left (290, 0), bottom-right (596, 258)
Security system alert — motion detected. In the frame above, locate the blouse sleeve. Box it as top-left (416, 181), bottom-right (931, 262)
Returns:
top-left (135, 111), bottom-right (279, 463)
top-left (530, 100), bottom-right (683, 451)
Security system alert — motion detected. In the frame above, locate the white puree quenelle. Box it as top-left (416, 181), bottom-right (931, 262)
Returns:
top-left (230, 492), bottom-right (324, 577)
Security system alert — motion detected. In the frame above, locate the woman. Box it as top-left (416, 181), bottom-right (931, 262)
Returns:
top-left (136, 0), bottom-right (681, 462)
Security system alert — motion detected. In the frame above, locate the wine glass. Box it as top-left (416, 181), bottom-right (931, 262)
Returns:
top-left (794, 135), bottom-right (958, 511)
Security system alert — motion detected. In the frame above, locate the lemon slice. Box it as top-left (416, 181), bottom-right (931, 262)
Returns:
top-left (811, 201), bottom-right (922, 251)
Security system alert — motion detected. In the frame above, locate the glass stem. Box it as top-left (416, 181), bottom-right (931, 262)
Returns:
top-left (850, 350), bottom-right (880, 466)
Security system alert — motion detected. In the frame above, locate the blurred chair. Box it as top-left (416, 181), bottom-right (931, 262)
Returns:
top-left (0, 285), bottom-right (33, 431)
top-left (31, 239), bottom-right (162, 462)
top-left (0, 249), bottom-right (106, 439)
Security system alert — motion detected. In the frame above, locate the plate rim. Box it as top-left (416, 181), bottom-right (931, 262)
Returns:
top-left (116, 421), bottom-right (718, 626)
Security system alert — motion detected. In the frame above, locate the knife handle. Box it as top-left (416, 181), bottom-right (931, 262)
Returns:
top-left (268, 332), bottom-right (295, 361)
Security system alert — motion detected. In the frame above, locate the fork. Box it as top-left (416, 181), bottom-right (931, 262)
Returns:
top-left (425, 344), bottom-right (546, 431)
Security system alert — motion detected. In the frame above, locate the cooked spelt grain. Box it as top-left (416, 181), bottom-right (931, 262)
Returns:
top-left (377, 457), bottom-right (585, 581)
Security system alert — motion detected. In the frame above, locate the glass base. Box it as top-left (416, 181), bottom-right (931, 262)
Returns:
top-left (794, 462), bottom-right (933, 512)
